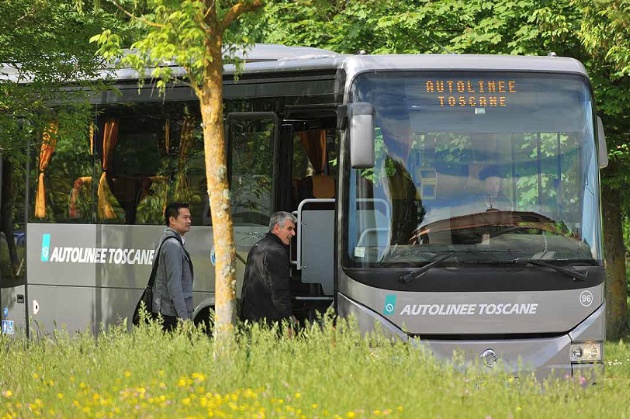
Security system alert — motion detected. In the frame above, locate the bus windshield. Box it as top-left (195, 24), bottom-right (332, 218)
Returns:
top-left (345, 71), bottom-right (602, 267)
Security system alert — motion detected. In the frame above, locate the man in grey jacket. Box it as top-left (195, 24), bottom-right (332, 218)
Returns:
top-left (152, 202), bottom-right (194, 331)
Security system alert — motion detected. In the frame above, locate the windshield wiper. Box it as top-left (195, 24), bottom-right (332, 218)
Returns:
top-left (523, 259), bottom-right (588, 281)
top-left (399, 252), bottom-right (456, 284)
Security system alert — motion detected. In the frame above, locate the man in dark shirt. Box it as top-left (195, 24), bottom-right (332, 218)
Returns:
top-left (240, 211), bottom-right (297, 326)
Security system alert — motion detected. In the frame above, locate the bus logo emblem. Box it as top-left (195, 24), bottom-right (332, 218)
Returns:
top-left (210, 246), bottom-right (216, 266)
top-left (383, 295), bottom-right (397, 315)
top-left (41, 234), bottom-right (51, 262)
top-left (579, 290), bottom-right (593, 307)
top-left (481, 349), bottom-right (498, 367)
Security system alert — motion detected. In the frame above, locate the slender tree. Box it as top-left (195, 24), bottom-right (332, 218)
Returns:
top-left (93, 0), bottom-right (264, 342)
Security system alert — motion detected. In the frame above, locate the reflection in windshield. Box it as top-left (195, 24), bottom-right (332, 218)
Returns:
top-left (346, 71), bottom-right (601, 267)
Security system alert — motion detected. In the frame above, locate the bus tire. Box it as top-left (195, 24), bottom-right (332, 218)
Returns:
top-left (193, 306), bottom-right (214, 337)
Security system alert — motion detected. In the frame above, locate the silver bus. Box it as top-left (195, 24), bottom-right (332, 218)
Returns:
top-left (0, 45), bottom-right (607, 381)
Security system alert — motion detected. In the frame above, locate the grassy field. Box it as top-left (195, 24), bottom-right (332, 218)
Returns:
top-left (1, 317), bottom-right (629, 418)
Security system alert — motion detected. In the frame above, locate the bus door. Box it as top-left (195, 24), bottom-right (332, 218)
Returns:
top-left (0, 151), bottom-right (27, 337)
top-left (226, 113), bottom-right (279, 296)
top-left (290, 127), bottom-right (337, 319)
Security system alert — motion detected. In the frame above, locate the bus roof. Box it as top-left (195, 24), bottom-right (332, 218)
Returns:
top-left (0, 44), bottom-right (345, 83)
top-left (112, 44), bottom-right (347, 82)
top-left (2, 44), bottom-right (589, 85)
top-left (232, 52), bottom-right (589, 80)
top-left (339, 54), bottom-right (589, 78)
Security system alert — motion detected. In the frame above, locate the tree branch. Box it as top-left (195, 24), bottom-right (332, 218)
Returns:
top-left (180, 64), bottom-right (202, 97)
top-left (108, 0), bottom-right (166, 29)
top-left (194, 1), bottom-right (213, 35)
top-left (220, 1), bottom-right (264, 32)
top-left (16, 3), bottom-right (38, 24)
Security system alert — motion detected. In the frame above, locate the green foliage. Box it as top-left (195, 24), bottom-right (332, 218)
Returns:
top-left (574, 0), bottom-right (630, 260)
top-left (576, 0), bottom-right (630, 79)
top-left (258, 0), bottom-right (435, 54)
top-left (95, 0), bottom-right (208, 87)
top-left (1, 319), bottom-right (629, 417)
top-left (91, 0), bottom-right (263, 93)
top-left (257, 0), bottom-right (584, 57)
top-left (1, 0), bottom-right (102, 79)
top-left (0, 0), bottom-right (116, 195)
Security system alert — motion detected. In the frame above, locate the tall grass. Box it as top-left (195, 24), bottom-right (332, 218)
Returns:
top-left (1, 316), bottom-right (629, 418)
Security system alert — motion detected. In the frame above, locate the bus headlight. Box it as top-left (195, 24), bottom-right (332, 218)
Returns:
top-left (570, 342), bottom-right (602, 363)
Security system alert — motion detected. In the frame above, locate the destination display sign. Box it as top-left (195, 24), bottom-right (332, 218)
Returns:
top-left (424, 79), bottom-right (518, 108)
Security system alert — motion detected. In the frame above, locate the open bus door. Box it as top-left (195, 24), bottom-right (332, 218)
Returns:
top-left (226, 111), bottom-right (336, 322)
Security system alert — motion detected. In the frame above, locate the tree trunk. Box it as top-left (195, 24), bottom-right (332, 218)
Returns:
top-left (602, 164), bottom-right (629, 340)
top-left (200, 36), bottom-right (237, 342)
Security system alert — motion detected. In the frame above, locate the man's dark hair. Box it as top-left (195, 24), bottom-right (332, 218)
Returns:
top-left (164, 202), bottom-right (190, 226)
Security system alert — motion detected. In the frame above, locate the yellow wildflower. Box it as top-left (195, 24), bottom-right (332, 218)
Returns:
top-left (191, 372), bottom-right (206, 382)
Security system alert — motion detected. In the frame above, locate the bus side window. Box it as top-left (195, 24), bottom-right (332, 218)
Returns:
top-left (294, 129), bottom-right (337, 205)
top-left (228, 117), bottom-right (275, 226)
top-left (128, 105), bottom-right (206, 226)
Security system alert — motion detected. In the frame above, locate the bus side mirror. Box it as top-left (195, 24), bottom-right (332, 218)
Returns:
top-left (347, 102), bottom-right (375, 168)
top-left (597, 116), bottom-right (608, 169)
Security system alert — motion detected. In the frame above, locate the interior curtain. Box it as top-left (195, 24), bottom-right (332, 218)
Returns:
top-left (164, 118), bottom-right (170, 153)
top-left (35, 122), bottom-right (58, 218)
top-left (98, 118), bottom-right (119, 219)
top-left (89, 122), bottom-right (94, 155)
top-left (175, 116), bottom-right (194, 199)
top-left (69, 123), bottom-right (96, 218)
top-left (299, 130), bottom-right (326, 174)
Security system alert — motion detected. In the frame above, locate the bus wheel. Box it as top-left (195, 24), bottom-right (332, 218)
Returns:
top-left (193, 307), bottom-right (214, 337)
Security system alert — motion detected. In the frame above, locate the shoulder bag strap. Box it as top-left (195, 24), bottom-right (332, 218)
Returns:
top-left (146, 235), bottom-right (184, 288)
top-left (180, 242), bottom-right (193, 278)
